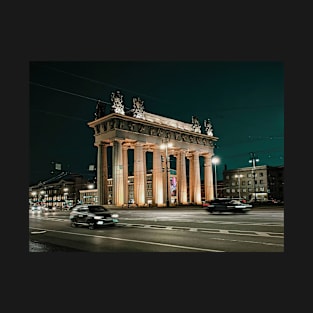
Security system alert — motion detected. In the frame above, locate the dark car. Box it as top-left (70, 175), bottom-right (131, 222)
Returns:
top-left (69, 205), bottom-right (119, 229)
top-left (203, 198), bottom-right (252, 214)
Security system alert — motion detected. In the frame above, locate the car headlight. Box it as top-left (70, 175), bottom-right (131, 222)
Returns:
top-left (111, 213), bottom-right (119, 218)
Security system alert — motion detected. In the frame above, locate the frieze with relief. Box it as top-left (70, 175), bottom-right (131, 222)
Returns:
top-left (101, 122), bottom-right (107, 132)
top-left (94, 117), bottom-right (216, 147)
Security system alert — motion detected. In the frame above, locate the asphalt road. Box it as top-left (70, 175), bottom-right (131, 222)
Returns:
top-left (29, 205), bottom-right (284, 252)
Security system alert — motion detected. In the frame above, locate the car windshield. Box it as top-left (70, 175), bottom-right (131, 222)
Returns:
top-left (88, 206), bottom-right (108, 213)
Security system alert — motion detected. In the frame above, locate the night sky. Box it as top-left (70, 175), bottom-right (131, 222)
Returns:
top-left (29, 61), bottom-right (284, 185)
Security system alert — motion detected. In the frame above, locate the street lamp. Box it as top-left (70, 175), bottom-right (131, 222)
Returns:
top-left (31, 191), bottom-right (37, 203)
top-left (249, 152), bottom-right (259, 202)
top-left (160, 141), bottom-right (173, 207)
top-left (212, 156), bottom-right (220, 199)
top-left (235, 174), bottom-right (243, 198)
top-left (63, 187), bottom-right (69, 207)
top-left (87, 184), bottom-right (94, 189)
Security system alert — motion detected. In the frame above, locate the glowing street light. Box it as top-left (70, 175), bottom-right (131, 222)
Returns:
top-left (31, 191), bottom-right (37, 203)
top-left (160, 140), bottom-right (173, 207)
top-left (87, 184), bottom-right (94, 189)
top-left (212, 156), bottom-right (220, 199)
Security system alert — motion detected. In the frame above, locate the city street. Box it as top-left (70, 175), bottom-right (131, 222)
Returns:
top-left (29, 206), bottom-right (284, 252)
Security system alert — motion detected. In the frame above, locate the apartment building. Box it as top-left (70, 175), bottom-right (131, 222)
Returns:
top-left (220, 165), bottom-right (284, 202)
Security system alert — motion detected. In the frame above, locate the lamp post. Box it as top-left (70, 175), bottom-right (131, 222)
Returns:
top-left (31, 191), bottom-right (37, 203)
top-left (249, 152), bottom-right (259, 202)
top-left (160, 140), bottom-right (173, 207)
top-left (235, 174), bottom-right (243, 198)
top-left (63, 187), bottom-right (69, 207)
top-left (212, 156), bottom-right (220, 199)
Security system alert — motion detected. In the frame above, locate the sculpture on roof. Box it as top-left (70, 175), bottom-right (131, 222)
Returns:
top-left (94, 100), bottom-right (105, 120)
top-left (132, 97), bottom-right (145, 119)
top-left (204, 118), bottom-right (213, 136)
top-left (191, 116), bottom-right (201, 133)
top-left (111, 90), bottom-right (125, 115)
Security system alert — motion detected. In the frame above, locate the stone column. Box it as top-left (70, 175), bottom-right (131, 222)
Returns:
top-left (153, 146), bottom-right (163, 206)
top-left (122, 144), bottom-right (129, 205)
top-left (204, 153), bottom-right (214, 201)
top-left (112, 140), bottom-right (124, 206)
top-left (134, 142), bottom-right (145, 206)
top-left (188, 154), bottom-right (194, 203)
top-left (178, 150), bottom-right (187, 204)
top-left (143, 146), bottom-right (147, 202)
top-left (162, 150), bottom-right (171, 206)
top-left (97, 142), bottom-right (108, 205)
top-left (193, 151), bottom-right (202, 204)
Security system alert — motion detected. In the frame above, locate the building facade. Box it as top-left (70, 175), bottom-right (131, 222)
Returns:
top-left (29, 172), bottom-right (90, 208)
top-left (88, 91), bottom-right (218, 207)
top-left (221, 165), bottom-right (284, 202)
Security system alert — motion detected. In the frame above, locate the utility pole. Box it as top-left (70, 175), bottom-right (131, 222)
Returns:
top-left (249, 152), bottom-right (259, 202)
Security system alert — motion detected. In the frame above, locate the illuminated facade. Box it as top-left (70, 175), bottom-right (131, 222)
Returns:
top-left (88, 91), bottom-right (218, 207)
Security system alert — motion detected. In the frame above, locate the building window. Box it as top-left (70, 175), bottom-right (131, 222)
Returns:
top-left (248, 180), bottom-right (252, 185)
top-left (260, 180), bottom-right (264, 184)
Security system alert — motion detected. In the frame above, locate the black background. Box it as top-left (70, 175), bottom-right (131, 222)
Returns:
top-left (3, 2), bottom-right (310, 309)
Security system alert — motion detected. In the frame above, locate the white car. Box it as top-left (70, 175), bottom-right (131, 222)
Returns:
top-left (31, 205), bottom-right (42, 212)
top-left (70, 205), bottom-right (119, 229)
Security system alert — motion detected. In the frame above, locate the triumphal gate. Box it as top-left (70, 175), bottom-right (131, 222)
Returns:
top-left (88, 91), bottom-right (218, 207)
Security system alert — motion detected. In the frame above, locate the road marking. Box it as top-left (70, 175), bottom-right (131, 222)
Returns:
top-left (118, 223), bottom-right (284, 238)
top-left (29, 227), bottom-right (224, 252)
top-left (211, 237), bottom-right (284, 247)
top-left (30, 230), bottom-right (47, 234)
top-left (30, 216), bottom-right (284, 238)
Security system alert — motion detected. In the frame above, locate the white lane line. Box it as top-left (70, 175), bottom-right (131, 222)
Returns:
top-left (219, 230), bottom-right (229, 234)
top-left (30, 218), bottom-right (284, 238)
top-left (120, 223), bottom-right (284, 238)
top-left (211, 237), bottom-right (284, 247)
top-left (30, 230), bottom-right (47, 234)
top-left (29, 227), bottom-right (224, 252)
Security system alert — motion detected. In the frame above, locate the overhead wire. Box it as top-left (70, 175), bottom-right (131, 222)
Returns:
top-left (30, 64), bottom-right (284, 181)
top-left (41, 64), bottom-right (175, 108)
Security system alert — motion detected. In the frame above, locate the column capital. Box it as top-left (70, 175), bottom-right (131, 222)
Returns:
top-left (96, 141), bottom-right (112, 148)
top-left (201, 152), bottom-right (214, 158)
top-left (134, 141), bottom-right (145, 147)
